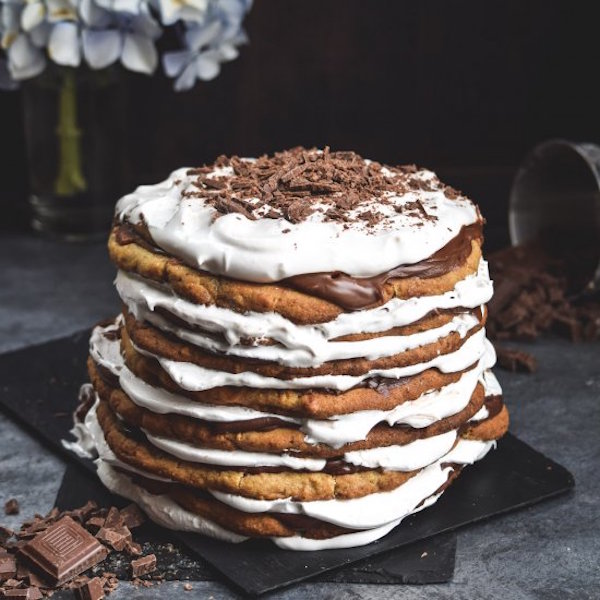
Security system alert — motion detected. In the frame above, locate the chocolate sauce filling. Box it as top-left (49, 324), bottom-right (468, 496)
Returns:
top-left (114, 221), bottom-right (482, 311)
top-left (284, 223), bottom-right (482, 310)
top-left (483, 394), bottom-right (503, 420)
top-left (109, 392), bottom-right (501, 477)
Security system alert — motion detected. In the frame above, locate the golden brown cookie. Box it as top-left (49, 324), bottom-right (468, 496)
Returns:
top-left (122, 306), bottom-right (486, 379)
top-left (115, 469), bottom-right (461, 540)
top-left (94, 393), bottom-right (506, 502)
top-left (120, 329), bottom-right (475, 417)
top-left (90, 358), bottom-right (486, 457)
top-left (108, 229), bottom-right (482, 325)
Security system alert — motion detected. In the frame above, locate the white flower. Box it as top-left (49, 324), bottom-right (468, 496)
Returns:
top-left (48, 20), bottom-right (80, 65)
top-left (20, 1), bottom-right (46, 32)
top-left (157, 0), bottom-right (208, 26)
top-left (81, 1), bottom-right (159, 73)
top-left (0, 0), bottom-right (252, 88)
top-left (162, 0), bottom-right (250, 91)
top-left (1, 0), bottom-right (24, 49)
top-left (7, 31), bottom-right (45, 78)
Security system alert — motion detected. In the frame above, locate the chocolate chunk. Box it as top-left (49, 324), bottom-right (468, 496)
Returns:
top-left (68, 502), bottom-right (98, 524)
top-left (2, 588), bottom-right (43, 599)
top-left (4, 500), bottom-right (19, 516)
top-left (130, 554), bottom-right (156, 577)
top-left (497, 303), bottom-right (529, 329)
top-left (15, 563), bottom-right (46, 588)
top-left (96, 526), bottom-right (131, 552)
top-left (124, 541), bottom-right (142, 557)
top-left (488, 241), bottom-right (600, 348)
top-left (119, 505), bottom-right (145, 530)
top-left (495, 346), bottom-right (538, 373)
top-left (102, 508), bottom-right (122, 530)
top-left (514, 321), bottom-right (538, 342)
top-left (18, 516), bottom-right (108, 585)
top-left (0, 525), bottom-right (14, 545)
top-left (74, 577), bottom-right (104, 600)
top-left (553, 314), bottom-right (583, 342)
top-left (487, 278), bottom-right (519, 315)
top-left (0, 554), bottom-right (17, 580)
top-left (83, 517), bottom-right (105, 533)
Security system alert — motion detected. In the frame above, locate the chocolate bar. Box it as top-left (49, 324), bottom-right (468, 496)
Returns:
top-left (18, 517), bottom-right (107, 585)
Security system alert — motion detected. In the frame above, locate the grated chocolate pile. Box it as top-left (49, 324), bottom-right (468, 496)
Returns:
top-left (186, 147), bottom-right (457, 227)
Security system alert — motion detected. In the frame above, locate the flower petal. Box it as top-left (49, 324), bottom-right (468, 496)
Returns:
top-left (21, 2), bottom-right (46, 32)
top-left (217, 42), bottom-right (238, 61)
top-left (82, 28), bottom-right (121, 69)
top-left (173, 60), bottom-right (197, 91)
top-left (162, 49), bottom-right (190, 77)
top-left (195, 53), bottom-right (219, 80)
top-left (79, 0), bottom-right (112, 28)
top-left (48, 21), bottom-right (81, 66)
top-left (1, 4), bottom-right (22, 49)
top-left (121, 32), bottom-right (157, 74)
top-left (113, 0), bottom-right (141, 13)
top-left (0, 57), bottom-right (20, 90)
top-left (29, 21), bottom-right (51, 47)
top-left (184, 20), bottom-right (221, 52)
top-left (7, 33), bottom-right (46, 80)
top-left (131, 9), bottom-right (161, 39)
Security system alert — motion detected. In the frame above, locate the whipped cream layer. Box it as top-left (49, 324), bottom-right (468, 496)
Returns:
top-left (135, 307), bottom-right (480, 369)
top-left (115, 258), bottom-right (493, 366)
top-left (137, 328), bottom-right (490, 393)
top-left (69, 405), bottom-right (494, 550)
top-left (115, 162), bottom-right (480, 282)
top-left (211, 439), bottom-right (494, 530)
top-left (143, 429), bottom-right (457, 472)
top-left (96, 459), bottom-right (429, 550)
top-left (96, 461), bottom-right (249, 544)
top-left (90, 320), bottom-right (495, 447)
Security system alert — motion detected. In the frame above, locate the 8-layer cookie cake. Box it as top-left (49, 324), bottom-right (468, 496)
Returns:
top-left (71, 147), bottom-right (508, 550)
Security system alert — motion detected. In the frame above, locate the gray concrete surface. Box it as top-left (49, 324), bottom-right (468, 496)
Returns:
top-left (1, 233), bottom-right (598, 599)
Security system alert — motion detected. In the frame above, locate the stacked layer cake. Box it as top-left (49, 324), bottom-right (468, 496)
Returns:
top-left (71, 148), bottom-right (508, 550)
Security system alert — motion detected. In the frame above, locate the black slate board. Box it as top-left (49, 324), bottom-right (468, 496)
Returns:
top-left (0, 331), bottom-right (575, 596)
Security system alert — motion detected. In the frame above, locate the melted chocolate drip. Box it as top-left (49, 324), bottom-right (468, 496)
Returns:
top-left (114, 221), bottom-right (482, 312)
top-left (284, 223), bottom-right (482, 310)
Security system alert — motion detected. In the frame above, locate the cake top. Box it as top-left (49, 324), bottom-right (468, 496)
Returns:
top-left (186, 147), bottom-right (452, 230)
top-left (115, 147), bottom-right (482, 282)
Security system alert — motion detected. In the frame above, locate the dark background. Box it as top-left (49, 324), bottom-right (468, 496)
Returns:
top-left (2, 0), bottom-right (600, 249)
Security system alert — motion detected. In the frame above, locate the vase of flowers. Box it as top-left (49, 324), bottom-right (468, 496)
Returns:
top-left (0, 0), bottom-right (252, 239)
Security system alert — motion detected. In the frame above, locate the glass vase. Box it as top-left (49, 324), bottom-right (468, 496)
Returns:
top-left (22, 66), bottom-right (130, 240)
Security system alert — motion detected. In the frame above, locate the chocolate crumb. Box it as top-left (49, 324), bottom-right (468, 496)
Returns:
top-left (184, 148), bottom-right (452, 230)
top-left (495, 346), bottom-right (538, 373)
top-left (2, 587), bottom-right (43, 598)
top-left (488, 242), bottom-right (600, 350)
top-left (4, 500), bottom-right (19, 516)
top-left (0, 525), bottom-right (14, 545)
top-left (119, 505), bottom-right (145, 530)
top-left (74, 577), bottom-right (104, 600)
top-left (130, 555), bottom-right (156, 578)
top-left (96, 526), bottom-right (131, 552)
top-left (0, 554), bottom-right (17, 581)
